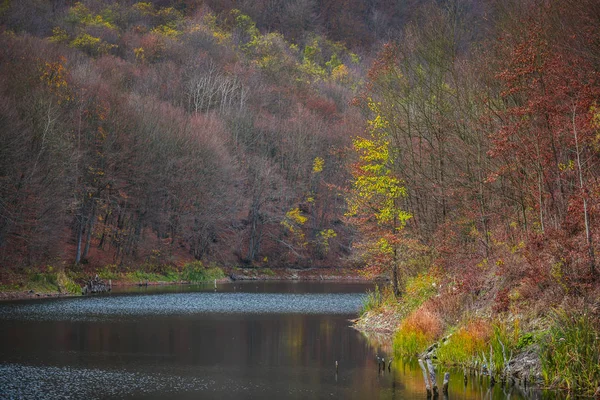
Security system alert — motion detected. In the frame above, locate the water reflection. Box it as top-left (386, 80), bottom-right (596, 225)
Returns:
top-left (0, 282), bottom-right (559, 399)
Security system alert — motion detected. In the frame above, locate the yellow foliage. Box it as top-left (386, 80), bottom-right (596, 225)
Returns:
top-left (89, 14), bottom-right (116, 30)
top-left (151, 24), bottom-right (181, 39)
top-left (286, 208), bottom-right (307, 225)
top-left (156, 7), bottom-right (182, 23)
top-left (212, 30), bottom-right (231, 44)
top-left (133, 2), bottom-right (154, 15)
top-left (134, 47), bottom-right (145, 63)
top-left (67, 2), bottom-right (116, 30)
top-left (299, 59), bottom-right (326, 80)
top-left (281, 208), bottom-right (308, 246)
top-left (312, 157), bottom-right (324, 173)
top-left (70, 34), bottom-right (116, 56)
top-left (331, 64), bottom-right (349, 82)
top-left (558, 159), bottom-right (575, 171)
top-left (70, 33), bottom-right (99, 47)
top-left (318, 229), bottom-right (337, 254)
top-left (49, 27), bottom-right (69, 44)
top-left (39, 58), bottom-right (72, 103)
top-left (204, 13), bottom-right (231, 44)
top-left (320, 229), bottom-right (337, 240)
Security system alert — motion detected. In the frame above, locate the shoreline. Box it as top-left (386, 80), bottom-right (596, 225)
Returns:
top-left (0, 267), bottom-right (375, 302)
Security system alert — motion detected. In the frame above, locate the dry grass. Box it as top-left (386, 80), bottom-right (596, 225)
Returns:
top-left (393, 304), bottom-right (443, 358)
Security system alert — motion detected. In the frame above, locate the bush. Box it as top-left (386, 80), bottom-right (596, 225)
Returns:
top-left (57, 271), bottom-right (81, 295)
top-left (540, 309), bottom-right (600, 394)
top-left (24, 267), bottom-right (81, 295)
top-left (181, 261), bottom-right (225, 282)
top-left (26, 268), bottom-right (58, 293)
top-left (393, 306), bottom-right (443, 358)
top-left (436, 318), bottom-right (518, 376)
top-left (98, 264), bottom-right (119, 280)
top-left (127, 270), bottom-right (165, 282)
top-left (437, 319), bottom-right (492, 367)
top-left (401, 273), bottom-right (439, 314)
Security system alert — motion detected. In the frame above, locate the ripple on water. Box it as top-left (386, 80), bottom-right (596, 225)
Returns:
top-left (0, 364), bottom-right (212, 400)
top-left (0, 292), bottom-right (364, 321)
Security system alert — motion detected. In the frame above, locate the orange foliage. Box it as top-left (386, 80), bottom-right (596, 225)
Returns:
top-left (401, 306), bottom-right (443, 338)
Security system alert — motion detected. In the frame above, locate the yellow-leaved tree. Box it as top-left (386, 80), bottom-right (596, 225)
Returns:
top-left (346, 103), bottom-right (411, 297)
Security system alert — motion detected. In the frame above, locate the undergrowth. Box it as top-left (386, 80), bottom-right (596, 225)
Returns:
top-left (400, 273), bottom-right (439, 314)
top-left (436, 319), bottom-right (491, 366)
top-left (393, 306), bottom-right (443, 358)
top-left (57, 271), bottom-right (81, 294)
top-left (24, 267), bottom-right (81, 295)
top-left (540, 309), bottom-right (600, 395)
top-left (360, 284), bottom-right (397, 316)
top-left (180, 261), bottom-right (225, 282)
top-left (97, 261), bottom-right (226, 283)
top-left (436, 318), bottom-right (519, 376)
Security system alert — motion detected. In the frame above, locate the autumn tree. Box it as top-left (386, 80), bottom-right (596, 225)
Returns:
top-left (346, 107), bottom-right (411, 296)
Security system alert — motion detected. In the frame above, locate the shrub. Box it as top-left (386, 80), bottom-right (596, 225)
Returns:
top-left (401, 273), bottom-right (439, 313)
top-left (98, 264), bottom-right (119, 280)
top-left (437, 319), bottom-right (492, 366)
top-left (540, 309), bottom-right (600, 395)
top-left (57, 271), bottom-right (81, 295)
top-left (393, 306), bottom-right (443, 358)
top-left (26, 269), bottom-right (58, 293)
top-left (25, 268), bottom-right (80, 295)
top-left (181, 261), bottom-right (225, 282)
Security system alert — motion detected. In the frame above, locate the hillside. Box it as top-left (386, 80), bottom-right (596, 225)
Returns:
top-left (1, 0), bottom-right (600, 393)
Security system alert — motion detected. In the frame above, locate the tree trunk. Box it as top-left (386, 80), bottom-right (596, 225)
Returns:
top-left (75, 215), bottom-right (84, 264)
top-left (572, 107), bottom-right (596, 276)
top-left (392, 247), bottom-right (400, 297)
top-left (82, 202), bottom-right (95, 259)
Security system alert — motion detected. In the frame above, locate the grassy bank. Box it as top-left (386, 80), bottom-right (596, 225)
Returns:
top-left (95, 261), bottom-right (226, 285)
top-left (0, 266), bottom-right (81, 297)
top-left (355, 274), bottom-right (600, 396)
top-left (0, 261), bottom-right (227, 299)
top-left (1, 264), bottom-right (369, 300)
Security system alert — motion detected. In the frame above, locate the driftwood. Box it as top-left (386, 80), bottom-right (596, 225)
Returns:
top-left (443, 372), bottom-right (450, 395)
top-left (427, 358), bottom-right (439, 397)
top-left (81, 275), bottom-right (111, 295)
top-left (419, 359), bottom-right (432, 398)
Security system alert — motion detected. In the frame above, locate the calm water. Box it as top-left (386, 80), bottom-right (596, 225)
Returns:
top-left (0, 282), bottom-right (548, 399)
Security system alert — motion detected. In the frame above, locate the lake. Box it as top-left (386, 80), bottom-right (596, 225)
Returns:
top-left (0, 282), bottom-right (548, 399)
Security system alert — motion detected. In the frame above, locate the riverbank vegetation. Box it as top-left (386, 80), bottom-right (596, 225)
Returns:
top-left (1, 0), bottom-right (600, 394)
top-left (1, 261), bottom-right (227, 297)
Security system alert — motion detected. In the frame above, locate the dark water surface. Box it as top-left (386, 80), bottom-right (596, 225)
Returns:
top-left (0, 282), bottom-right (547, 399)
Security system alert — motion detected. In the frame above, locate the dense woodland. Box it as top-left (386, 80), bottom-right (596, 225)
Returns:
top-left (1, 0), bottom-right (599, 307)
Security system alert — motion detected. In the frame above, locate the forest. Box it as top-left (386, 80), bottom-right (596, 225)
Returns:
top-left (1, 0), bottom-right (599, 393)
